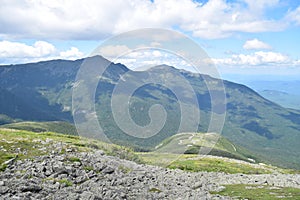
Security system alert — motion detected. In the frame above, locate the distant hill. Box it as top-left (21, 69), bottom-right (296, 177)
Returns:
top-left (246, 80), bottom-right (300, 96)
top-left (258, 89), bottom-right (300, 110)
top-left (0, 56), bottom-right (300, 168)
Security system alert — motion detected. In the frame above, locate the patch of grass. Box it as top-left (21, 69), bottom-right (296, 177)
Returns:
top-left (0, 164), bottom-right (7, 172)
top-left (138, 153), bottom-right (180, 167)
top-left (0, 128), bottom-right (143, 165)
top-left (139, 153), bottom-right (273, 174)
top-left (1, 121), bottom-right (78, 135)
top-left (0, 153), bottom-right (15, 166)
top-left (279, 168), bottom-right (300, 174)
top-left (168, 158), bottom-right (271, 174)
top-left (83, 166), bottom-right (94, 171)
top-left (44, 178), bottom-right (73, 187)
top-left (0, 138), bottom-right (48, 163)
top-left (107, 146), bottom-right (143, 164)
top-left (73, 143), bottom-right (86, 147)
top-left (57, 179), bottom-right (73, 187)
top-left (211, 184), bottom-right (300, 200)
top-left (68, 157), bottom-right (81, 163)
top-left (149, 188), bottom-right (162, 193)
top-left (118, 165), bottom-right (132, 174)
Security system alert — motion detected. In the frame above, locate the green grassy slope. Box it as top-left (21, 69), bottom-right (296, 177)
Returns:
top-left (154, 132), bottom-right (260, 163)
top-left (0, 121), bottom-right (77, 135)
top-left (0, 114), bottom-right (16, 125)
top-left (211, 184), bottom-right (300, 200)
top-left (0, 128), bottom-right (141, 171)
top-left (139, 153), bottom-right (279, 174)
top-left (2, 128), bottom-right (295, 175)
top-left (138, 132), bottom-right (298, 174)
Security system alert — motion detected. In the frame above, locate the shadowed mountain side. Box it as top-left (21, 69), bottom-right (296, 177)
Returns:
top-left (0, 56), bottom-right (299, 168)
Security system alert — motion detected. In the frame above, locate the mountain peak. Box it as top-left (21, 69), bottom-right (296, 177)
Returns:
top-left (151, 64), bottom-right (177, 71)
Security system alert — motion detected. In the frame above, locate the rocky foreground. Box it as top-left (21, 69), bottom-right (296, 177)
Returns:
top-left (1, 147), bottom-right (300, 200)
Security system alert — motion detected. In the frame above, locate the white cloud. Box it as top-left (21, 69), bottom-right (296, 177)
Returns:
top-left (243, 39), bottom-right (272, 50)
top-left (244, 0), bottom-right (279, 13)
top-left (213, 51), bottom-right (291, 66)
top-left (111, 49), bottom-right (194, 71)
top-left (0, 40), bottom-right (84, 64)
top-left (0, 40), bottom-right (56, 58)
top-left (180, 0), bottom-right (286, 39)
top-left (0, 0), bottom-right (289, 40)
top-left (60, 47), bottom-right (84, 59)
top-left (98, 45), bottom-right (170, 63)
top-left (98, 45), bottom-right (132, 58)
top-left (285, 6), bottom-right (300, 25)
top-left (150, 42), bottom-right (162, 47)
top-left (152, 50), bottom-right (162, 57)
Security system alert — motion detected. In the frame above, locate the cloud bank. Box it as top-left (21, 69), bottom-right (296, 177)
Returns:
top-left (243, 39), bottom-right (272, 50)
top-left (0, 0), bottom-right (298, 40)
top-left (0, 41), bottom-right (84, 64)
top-left (213, 51), bottom-right (293, 66)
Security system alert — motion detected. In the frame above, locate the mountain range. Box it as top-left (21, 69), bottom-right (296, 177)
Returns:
top-left (0, 56), bottom-right (300, 169)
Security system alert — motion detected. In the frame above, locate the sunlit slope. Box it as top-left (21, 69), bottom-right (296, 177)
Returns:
top-left (1, 57), bottom-right (300, 168)
top-left (154, 132), bottom-right (259, 162)
top-left (1, 121), bottom-right (77, 135)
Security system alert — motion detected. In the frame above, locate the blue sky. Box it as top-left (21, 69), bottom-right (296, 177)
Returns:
top-left (0, 0), bottom-right (299, 82)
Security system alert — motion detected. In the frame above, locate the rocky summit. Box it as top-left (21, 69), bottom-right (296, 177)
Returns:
top-left (1, 145), bottom-right (300, 200)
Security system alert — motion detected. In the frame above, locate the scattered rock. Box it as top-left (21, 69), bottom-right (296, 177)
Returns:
top-left (102, 166), bottom-right (114, 174)
top-left (75, 175), bottom-right (88, 184)
top-left (1, 145), bottom-right (300, 200)
top-left (0, 186), bottom-right (9, 194)
top-left (20, 184), bottom-right (42, 193)
top-left (0, 180), bottom-right (4, 186)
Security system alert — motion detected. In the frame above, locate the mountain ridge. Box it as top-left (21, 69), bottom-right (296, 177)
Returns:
top-left (0, 56), bottom-right (300, 168)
